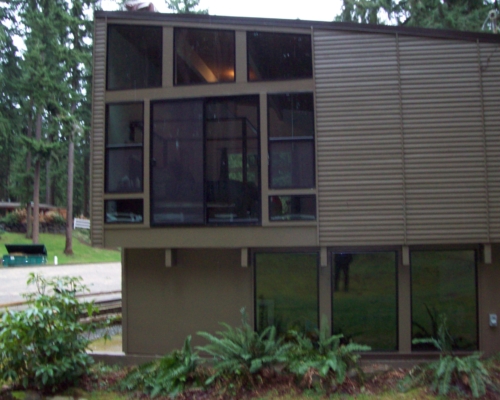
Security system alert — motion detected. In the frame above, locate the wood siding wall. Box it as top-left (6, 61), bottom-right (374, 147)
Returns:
top-left (90, 19), bottom-right (106, 247)
top-left (314, 29), bottom-right (500, 246)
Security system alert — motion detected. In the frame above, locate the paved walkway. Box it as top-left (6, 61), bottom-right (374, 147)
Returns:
top-left (0, 262), bottom-right (121, 306)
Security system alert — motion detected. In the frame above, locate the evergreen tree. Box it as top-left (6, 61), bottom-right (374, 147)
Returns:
top-left (336, 0), bottom-right (498, 32)
top-left (166, 0), bottom-right (208, 14)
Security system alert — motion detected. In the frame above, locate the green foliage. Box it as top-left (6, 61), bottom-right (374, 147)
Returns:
top-left (119, 336), bottom-right (201, 398)
top-left (197, 308), bottom-right (292, 386)
top-left (166, 0), bottom-right (208, 14)
top-left (0, 210), bottom-right (23, 227)
top-left (0, 273), bottom-right (109, 393)
top-left (336, 0), bottom-right (495, 32)
top-left (400, 315), bottom-right (492, 397)
top-left (286, 321), bottom-right (371, 386)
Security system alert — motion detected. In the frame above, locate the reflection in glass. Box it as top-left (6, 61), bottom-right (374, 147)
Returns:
top-left (256, 253), bottom-right (318, 335)
top-left (269, 195), bottom-right (316, 221)
top-left (269, 141), bottom-right (315, 189)
top-left (411, 250), bottom-right (477, 350)
top-left (332, 252), bottom-right (397, 351)
top-left (175, 28), bottom-right (235, 85)
top-left (105, 103), bottom-right (144, 194)
top-left (107, 25), bottom-right (162, 90)
top-left (105, 199), bottom-right (143, 223)
top-left (247, 31), bottom-right (312, 81)
top-left (268, 93), bottom-right (315, 138)
top-left (151, 100), bottom-right (204, 225)
top-left (205, 96), bottom-right (260, 224)
top-left (106, 148), bottom-right (143, 193)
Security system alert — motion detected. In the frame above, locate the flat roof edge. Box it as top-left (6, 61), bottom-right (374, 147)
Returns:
top-left (94, 11), bottom-right (500, 44)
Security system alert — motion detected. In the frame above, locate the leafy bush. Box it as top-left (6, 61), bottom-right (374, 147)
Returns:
top-left (286, 321), bottom-right (371, 387)
top-left (119, 336), bottom-right (201, 398)
top-left (197, 308), bottom-right (291, 387)
top-left (0, 209), bottom-right (24, 227)
top-left (400, 315), bottom-right (492, 398)
top-left (0, 273), bottom-right (108, 393)
top-left (44, 211), bottom-right (66, 225)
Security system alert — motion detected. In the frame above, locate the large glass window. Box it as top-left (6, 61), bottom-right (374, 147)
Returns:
top-left (150, 96), bottom-right (260, 225)
top-left (206, 97), bottom-right (260, 223)
top-left (247, 31), bottom-right (312, 81)
top-left (105, 103), bottom-right (143, 193)
top-left (175, 28), bottom-right (235, 85)
top-left (332, 252), bottom-right (397, 351)
top-left (256, 253), bottom-right (318, 335)
top-left (411, 250), bottom-right (477, 351)
top-left (151, 101), bottom-right (204, 225)
top-left (268, 93), bottom-right (315, 189)
top-left (107, 25), bottom-right (162, 90)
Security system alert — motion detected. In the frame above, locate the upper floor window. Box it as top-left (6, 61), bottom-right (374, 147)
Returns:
top-left (107, 25), bottom-right (162, 90)
top-left (247, 31), bottom-right (312, 81)
top-left (268, 93), bottom-right (315, 189)
top-left (175, 28), bottom-right (235, 85)
top-left (151, 96), bottom-right (260, 226)
top-left (105, 102), bottom-right (144, 193)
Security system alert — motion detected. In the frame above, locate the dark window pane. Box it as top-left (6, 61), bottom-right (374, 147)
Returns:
top-left (175, 28), bottom-right (235, 85)
top-left (256, 253), bottom-right (318, 335)
top-left (151, 100), bottom-right (204, 225)
top-left (105, 199), bottom-right (143, 223)
top-left (332, 252), bottom-right (397, 351)
top-left (411, 250), bottom-right (477, 351)
top-left (269, 141), bottom-right (314, 188)
top-left (107, 25), bottom-right (162, 90)
top-left (247, 31), bottom-right (312, 81)
top-left (269, 195), bottom-right (316, 221)
top-left (106, 148), bottom-right (143, 193)
top-left (268, 93), bottom-right (314, 138)
top-left (205, 96), bottom-right (260, 224)
top-left (107, 103), bottom-right (144, 145)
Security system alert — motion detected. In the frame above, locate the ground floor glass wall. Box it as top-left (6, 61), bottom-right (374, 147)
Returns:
top-left (411, 250), bottom-right (477, 350)
top-left (255, 253), bottom-right (318, 335)
top-left (332, 252), bottom-right (398, 350)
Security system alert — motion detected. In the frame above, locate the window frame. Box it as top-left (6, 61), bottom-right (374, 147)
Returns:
top-left (267, 92), bottom-right (316, 191)
top-left (149, 95), bottom-right (261, 227)
top-left (106, 24), bottom-right (163, 91)
top-left (105, 102), bottom-right (144, 194)
top-left (174, 27), bottom-right (236, 86)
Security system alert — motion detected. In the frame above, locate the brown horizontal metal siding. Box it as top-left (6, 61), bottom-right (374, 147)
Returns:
top-left (314, 31), bottom-right (405, 246)
top-left (481, 42), bottom-right (500, 241)
top-left (314, 30), bottom-right (495, 246)
top-left (399, 37), bottom-right (488, 244)
top-left (90, 19), bottom-right (106, 247)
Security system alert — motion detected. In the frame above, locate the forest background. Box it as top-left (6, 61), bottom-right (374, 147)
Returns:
top-left (0, 0), bottom-right (497, 252)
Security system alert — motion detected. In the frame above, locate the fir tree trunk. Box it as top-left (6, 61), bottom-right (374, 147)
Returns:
top-left (32, 113), bottom-right (42, 244)
top-left (64, 136), bottom-right (74, 255)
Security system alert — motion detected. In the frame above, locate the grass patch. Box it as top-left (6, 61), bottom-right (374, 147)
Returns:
top-left (0, 231), bottom-right (120, 265)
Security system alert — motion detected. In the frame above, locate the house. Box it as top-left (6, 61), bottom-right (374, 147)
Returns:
top-left (90, 10), bottom-right (500, 360)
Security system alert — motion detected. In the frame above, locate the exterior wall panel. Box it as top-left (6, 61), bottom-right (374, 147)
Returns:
top-left (480, 42), bottom-right (500, 241)
top-left (314, 30), bottom-right (405, 246)
top-left (90, 19), bottom-right (106, 247)
top-left (399, 37), bottom-right (488, 244)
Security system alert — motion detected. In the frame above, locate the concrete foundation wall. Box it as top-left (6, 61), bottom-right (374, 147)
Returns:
top-left (123, 248), bottom-right (253, 355)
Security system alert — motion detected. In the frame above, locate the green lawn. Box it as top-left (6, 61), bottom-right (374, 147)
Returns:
top-left (0, 231), bottom-right (121, 265)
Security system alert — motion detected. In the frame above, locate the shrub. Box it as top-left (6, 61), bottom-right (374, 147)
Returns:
top-left (286, 321), bottom-right (371, 387)
top-left (0, 273), bottom-right (108, 393)
top-left (0, 209), bottom-right (24, 227)
top-left (197, 308), bottom-right (291, 387)
top-left (45, 211), bottom-right (66, 226)
top-left (119, 336), bottom-right (201, 398)
top-left (399, 315), bottom-right (492, 398)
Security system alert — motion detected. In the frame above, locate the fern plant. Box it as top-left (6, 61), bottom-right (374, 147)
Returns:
top-left (286, 321), bottom-right (371, 386)
top-left (400, 315), bottom-right (491, 398)
top-left (119, 336), bottom-right (201, 398)
top-left (197, 308), bottom-right (291, 386)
